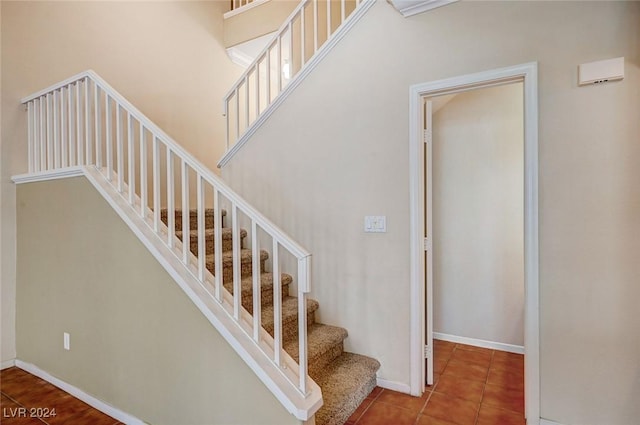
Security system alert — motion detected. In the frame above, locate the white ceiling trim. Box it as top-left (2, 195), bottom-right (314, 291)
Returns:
top-left (387, 0), bottom-right (458, 17)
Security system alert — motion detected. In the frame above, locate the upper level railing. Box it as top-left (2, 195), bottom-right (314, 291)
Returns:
top-left (21, 70), bottom-right (315, 406)
top-left (223, 0), bottom-right (365, 150)
top-left (231, 0), bottom-right (259, 11)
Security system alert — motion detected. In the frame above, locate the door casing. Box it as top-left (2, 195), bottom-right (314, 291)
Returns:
top-left (408, 62), bottom-right (540, 424)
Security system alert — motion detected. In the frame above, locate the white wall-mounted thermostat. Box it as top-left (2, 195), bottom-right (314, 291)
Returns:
top-left (578, 57), bottom-right (624, 86)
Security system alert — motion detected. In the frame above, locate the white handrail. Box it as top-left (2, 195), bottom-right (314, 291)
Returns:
top-left (223, 0), bottom-right (368, 150)
top-left (20, 71), bottom-right (314, 400)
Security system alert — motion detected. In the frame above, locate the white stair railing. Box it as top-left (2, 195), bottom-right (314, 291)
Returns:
top-left (223, 0), bottom-right (368, 150)
top-left (21, 70), bottom-right (316, 409)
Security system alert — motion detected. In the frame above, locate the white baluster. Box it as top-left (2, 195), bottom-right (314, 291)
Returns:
top-left (288, 21), bottom-right (294, 84)
top-left (255, 64), bottom-right (260, 117)
top-left (244, 76), bottom-right (249, 130)
top-left (140, 126), bottom-right (147, 218)
top-left (53, 90), bottom-right (59, 169)
top-left (197, 176), bottom-right (205, 281)
top-left (313, 0), bottom-right (319, 52)
top-left (128, 114), bottom-right (135, 205)
top-left (75, 81), bottom-right (83, 166)
top-left (95, 84), bottom-right (102, 168)
top-left (273, 239), bottom-right (282, 366)
top-left (105, 95), bottom-right (112, 180)
top-left (235, 89), bottom-right (240, 144)
top-left (213, 189), bottom-right (223, 302)
top-left (232, 205), bottom-right (241, 320)
top-left (167, 148), bottom-right (175, 248)
top-left (67, 85), bottom-right (75, 167)
top-left (27, 102), bottom-right (33, 173)
top-left (277, 36), bottom-right (282, 93)
top-left (265, 47), bottom-right (271, 104)
top-left (60, 87), bottom-right (67, 168)
top-left (116, 105), bottom-right (124, 192)
top-left (39, 97), bottom-right (46, 171)
top-left (46, 93), bottom-right (53, 170)
top-left (181, 159), bottom-right (190, 264)
top-left (327, 0), bottom-right (331, 38)
top-left (298, 257), bottom-right (311, 394)
top-left (301, 6), bottom-right (306, 66)
top-left (252, 220), bottom-right (261, 342)
top-left (84, 78), bottom-right (92, 166)
top-left (153, 137), bottom-right (161, 232)
top-left (34, 100), bottom-right (41, 172)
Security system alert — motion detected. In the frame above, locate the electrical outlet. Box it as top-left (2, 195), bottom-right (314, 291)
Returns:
top-left (63, 332), bottom-right (70, 351)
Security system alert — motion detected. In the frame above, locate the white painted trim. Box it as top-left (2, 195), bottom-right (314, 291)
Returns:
top-left (217, 0), bottom-right (377, 168)
top-left (433, 332), bottom-right (524, 355)
top-left (13, 167), bottom-right (322, 421)
top-left (540, 420), bottom-right (566, 425)
top-left (224, 0), bottom-right (271, 19)
top-left (81, 167), bottom-right (322, 420)
top-left (1, 359), bottom-right (16, 370)
top-left (388, 0), bottom-right (458, 17)
top-left (12, 167), bottom-right (84, 184)
top-left (15, 359), bottom-right (145, 424)
top-left (376, 378), bottom-right (411, 394)
top-left (408, 62), bottom-right (540, 424)
top-left (227, 47), bottom-right (255, 68)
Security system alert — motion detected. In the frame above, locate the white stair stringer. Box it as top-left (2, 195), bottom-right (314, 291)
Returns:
top-left (13, 165), bottom-right (323, 421)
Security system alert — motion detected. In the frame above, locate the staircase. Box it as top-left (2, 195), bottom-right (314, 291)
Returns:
top-left (18, 68), bottom-right (381, 425)
top-left (162, 207), bottom-right (379, 425)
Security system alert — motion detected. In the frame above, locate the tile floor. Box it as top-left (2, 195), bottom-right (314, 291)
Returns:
top-left (346, 340), bottom-right (525, 425)
top-left (1, 367), bottom-right (120, 425)
top-left (1, 340), bottom-right (524, 425)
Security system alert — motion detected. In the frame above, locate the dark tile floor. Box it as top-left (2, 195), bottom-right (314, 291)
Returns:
top-left (1, 367), bottom-right (120, 425)
top-left (346, 340), bottom-right (525, 425)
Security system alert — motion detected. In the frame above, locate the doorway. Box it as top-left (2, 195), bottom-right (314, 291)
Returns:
top-left (408, 63), bottom-right (540, 424)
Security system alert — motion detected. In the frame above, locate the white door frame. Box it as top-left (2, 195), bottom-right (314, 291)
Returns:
top-left (408, 62), bottom-right (540, 424)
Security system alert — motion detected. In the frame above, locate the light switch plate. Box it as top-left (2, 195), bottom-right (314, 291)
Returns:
top-left (364, 216), bottom-right (387, 233)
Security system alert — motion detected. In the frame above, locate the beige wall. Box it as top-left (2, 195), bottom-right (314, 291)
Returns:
top-left (224, 0), bottom-right (298, 48)
top-left (1, 1), bottom-right (243, 364)
top-left (0, 3), bottom-right (10, 365)
top-left (221, 2), bottom-right (640, 424)
top-left (16, 177), bottom-right (300, 425)
top-left (432, 84), bottom-right (524, 347)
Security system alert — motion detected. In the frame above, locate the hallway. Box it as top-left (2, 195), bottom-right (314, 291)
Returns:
top-left (346, 339), bottom-right (525, 425)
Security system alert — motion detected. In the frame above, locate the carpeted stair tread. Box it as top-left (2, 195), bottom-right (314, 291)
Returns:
top-left (205, 249), bottom-right (269, 267)
top-left (283, 323), bottom-right (347, 366)
top-left (175, 227), bottom-right (247, 240)
top-left (177, 227), bottom-right (247, 254)
top-left (161, 208), bottom-right (225, 230)
top-left (223, 272), bottom-right (292, 308)
top-left (261, 296), bottom-right (319, 337)
top-left (312, 353), bottom-right (381, 425)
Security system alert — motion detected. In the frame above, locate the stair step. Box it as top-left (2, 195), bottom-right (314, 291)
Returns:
top-left (205, 249), bottom-right (268, 281)
top-left (312, 353), bottom-right (381, 425)
top-left (283, 323), bottom-right (348, 377)
top-left (261, 297), bottom-right (319, 342)
top-left (176, 227), bottom-right (247, 255)
top-left (223, 272), bottom-right (292, 310)
top-left (160, 208), bottom-right (225, 231)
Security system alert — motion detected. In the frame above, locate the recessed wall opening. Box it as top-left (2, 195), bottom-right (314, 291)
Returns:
top-left (409, 63), bottom-right (539, 423)
top-left (424, 81), bottom-right (526, 420)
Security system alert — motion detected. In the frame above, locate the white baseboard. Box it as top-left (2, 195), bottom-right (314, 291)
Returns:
top-left (540, 420), bottom-right (566, 425)
top-left (15, 360), bottom-right (146, 425)
top-left (433, 332), bottom-right (524, 354)
top-left (376, 378), bottom-right (411, 394)
top-left (1, 359), bottom-right (16, 370)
